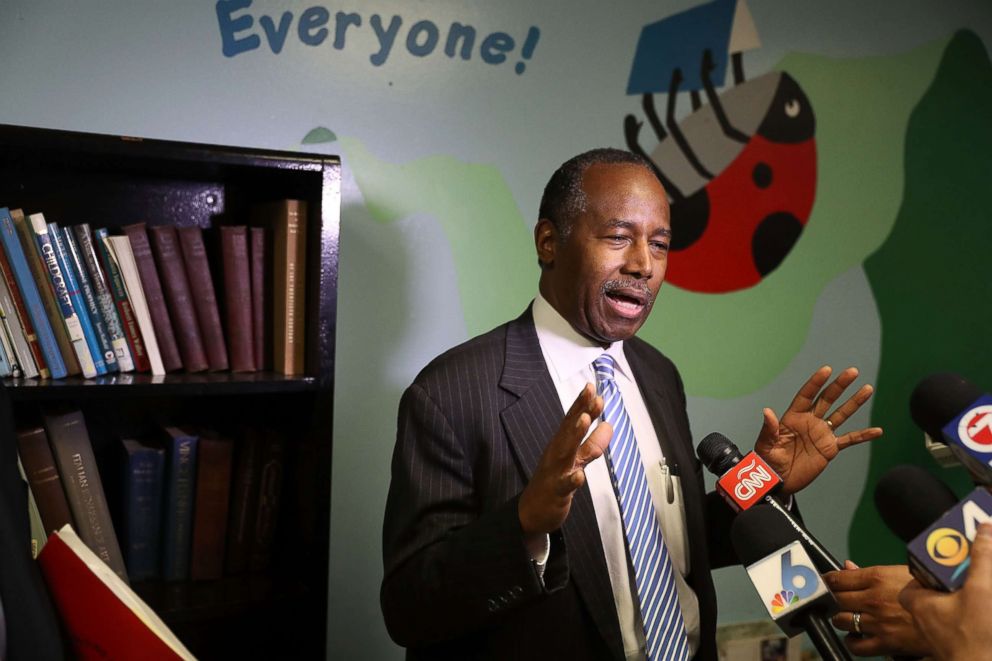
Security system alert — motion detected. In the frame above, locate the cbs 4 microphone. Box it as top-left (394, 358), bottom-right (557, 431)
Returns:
top-left (697, 432), bottom-right (842, 572)
top-left (731, 506), bottom-right (851, 661)
top-left (910, 372), bottom-right (992, 485)
top-left (906, 486), bottom-right (992, 591)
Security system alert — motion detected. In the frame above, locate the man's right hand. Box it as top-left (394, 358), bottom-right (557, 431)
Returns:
top-left (518, 383), bottom-right (612, 536)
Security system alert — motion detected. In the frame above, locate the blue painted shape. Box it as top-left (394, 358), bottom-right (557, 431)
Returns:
top-left (626, 0), bottom-right (736, 95)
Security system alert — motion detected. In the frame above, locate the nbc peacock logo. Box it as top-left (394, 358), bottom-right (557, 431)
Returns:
top-left (769, 589), bottom-right (798, 613)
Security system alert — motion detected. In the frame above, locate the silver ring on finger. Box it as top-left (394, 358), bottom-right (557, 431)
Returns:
top-left (852, 611), bottom-right (862, 634)
top-left (825, 419), bottom-right (834, 430)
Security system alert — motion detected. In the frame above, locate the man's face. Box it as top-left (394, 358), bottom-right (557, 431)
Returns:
top-left (537, 163), bottom-right (671, 346)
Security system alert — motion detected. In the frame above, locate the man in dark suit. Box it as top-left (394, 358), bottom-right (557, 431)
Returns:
top-left (381, 148), bottom-right (880, 660)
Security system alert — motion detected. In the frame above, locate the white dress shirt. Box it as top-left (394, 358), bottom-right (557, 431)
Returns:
top-left (532, 294), bottom-right (700, 660)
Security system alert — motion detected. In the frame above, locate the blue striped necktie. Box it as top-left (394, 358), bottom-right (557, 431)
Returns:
top-left (594, 354), bottom-right (688, 661)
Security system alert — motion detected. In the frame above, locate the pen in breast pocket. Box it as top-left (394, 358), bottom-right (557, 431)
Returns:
top-left (659, 458), bottom-right (676, 504)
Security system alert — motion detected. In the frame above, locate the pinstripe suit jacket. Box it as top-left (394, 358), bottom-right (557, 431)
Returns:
top-left (381, 307), bottom-right (736, 660)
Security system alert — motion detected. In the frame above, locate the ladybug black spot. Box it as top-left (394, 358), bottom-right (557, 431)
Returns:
top-left (669, 188), bottom-right (709, 251)
top-left (752, 163), bottom-right (773, 189)
top-left (752, 212), bottom-right (803, 276)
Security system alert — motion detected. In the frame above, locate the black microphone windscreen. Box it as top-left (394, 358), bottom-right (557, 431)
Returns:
top-left (696, 431), bottom-right (742, 476)
top-left (731, 505), bottom-right (804, 566)
top-left (910, 373), bottom-right (984, 441)
top-left (873, 464), bottom-right (959, 542)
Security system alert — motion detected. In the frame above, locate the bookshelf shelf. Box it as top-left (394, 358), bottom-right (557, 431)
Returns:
top-left (3, 373), bottom-right (319, 400)
top-left (0, 123), bottom-right (338, 660)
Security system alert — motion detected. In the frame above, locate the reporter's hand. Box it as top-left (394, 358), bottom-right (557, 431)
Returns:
top-left (824, 562), bottom-right (931, 657)
top-left (899, 522), bottom-right (992, 660)
top-left (518, 383), bottom-right (611, 536)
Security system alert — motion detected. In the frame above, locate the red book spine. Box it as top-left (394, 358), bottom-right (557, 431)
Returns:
top-left (250, 227), bottom-right (267, 371)
top-left (147, 225), bottom-right (207, 372)
top-left (220, 227), bottom-right (255, 372)
top-left (122, 224), bottom-right (183, 372)
top-left (177, 227), bottom-right (228, 371)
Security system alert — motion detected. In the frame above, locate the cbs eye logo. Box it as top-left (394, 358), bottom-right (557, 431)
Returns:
top-left (926, 528), bottom-right (970, 566)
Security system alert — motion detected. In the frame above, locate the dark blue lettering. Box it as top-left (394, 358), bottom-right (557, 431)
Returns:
top-left (215, 0), bottom-right (260, 57)
top-left (259, 11), bottom-right (293, 54)
top-left (334, 12), bottom-right (361, 50)
top-left (369, 15), bottom-right (402, 66)
top-left (481, 32), bottom-right (514, 65)
top-left (444, 23), bottom-right (475, 60)
top-left (298, 7), bottom-right (329, 46)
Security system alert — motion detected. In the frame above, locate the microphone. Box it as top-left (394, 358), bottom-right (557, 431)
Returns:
top-left (731, 506), bottom-right (850, 661)
top-left (697, 432), bottom-right (842, 572)
top-left (907, 486), bottom-right (992, 591)
top-left (874, 464), bottom-right (960, 542)
top-left (910, 373), bottom-right (992, 484)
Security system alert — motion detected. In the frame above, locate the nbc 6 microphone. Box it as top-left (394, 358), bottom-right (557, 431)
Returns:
top-left (910, 372), bottom-right (992, 485)
top-left (731, 506), bottom-right (851, 661)
top-left (696, 432), bottom-right (843, 572)
top-left (874, 464), bottom-right (960, 543)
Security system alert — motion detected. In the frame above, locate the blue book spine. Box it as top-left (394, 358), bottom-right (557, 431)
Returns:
top-left (0, 209), bottom-right (66, 378)
top-left (122, 440), bottom-right (165, 582)
top-left (162, 427), bottom-right (198, 581)
top-left (47, 222), bottom-right (107, 375)
top-left (61, 227), bottom-right (118, 373)
top-left (29, 214), bottom-right (96, 378)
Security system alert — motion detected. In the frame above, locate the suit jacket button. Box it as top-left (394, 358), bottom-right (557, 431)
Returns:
top-left (487, 598), bottom-right (498, 612)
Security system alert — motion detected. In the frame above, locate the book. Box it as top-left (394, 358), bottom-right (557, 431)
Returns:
top-left (124, 223), bottom-right (183, 372)
top-left (17, 456), bottom-right (48, 557)
top-left (161, 426), bottom-right (198, 581)
top-left (0, 280), bottom-right (37, 377)
top-left (190, 432), bottom-right (234, 580)
top-left (38, 525), bottom-right (195, 660)
top-left (254, 200), bottom-right (306, 375)
top-left (220, 226), bottom-right (255, 372)
top-left (106, 235), bottom-right (166, 376)
top-left (95, 228), bottom-right (150, 373)
top-left (146, 224), bottom-right (206, 372)
top-left (74, 224), bottom-right (134, 372)
top-left (48, 223), bottom-right (109, 375)
top-left (250, 226), bottom-right (267, 370)
top-left (0, 318), bottom-right (12, 376)
top-left (62, 226), bottom-right (119, 373)
top-left (177, 226), bottom-right (228, 371)
top-left (29, 213), bottom-right (98, 378)
top-left (121, 439), bottom-right (165, 582)
top-left (0, 298), bottom-right (26, 377)
top-left (0, 208), bottom-right (69, 377)
top-left (225, 428), bottom-right (262, 574)
top-left (0, 222), bottom-right (48, 377)
top-left (42, 407), bottom-right (128, 581)
top-left (250, 431), bottom-right (287, 572)
top-left (15, 424), bottom-right (75, 536)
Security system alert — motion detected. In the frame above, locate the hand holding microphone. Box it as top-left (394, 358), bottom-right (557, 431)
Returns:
top-left (899, 522), bottom-right (992, 661)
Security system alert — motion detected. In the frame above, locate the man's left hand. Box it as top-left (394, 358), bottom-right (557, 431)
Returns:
top-left (755, 366), bottom-right (882, 495)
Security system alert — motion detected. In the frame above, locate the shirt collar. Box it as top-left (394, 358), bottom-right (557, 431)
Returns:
top-left (532, 293), bottom-right (634, 384)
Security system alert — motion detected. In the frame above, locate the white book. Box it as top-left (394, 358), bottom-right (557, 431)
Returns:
top-left (105, 236), bottom-right (165, 376)
top-left (0, 274), bottom-right (39, 378)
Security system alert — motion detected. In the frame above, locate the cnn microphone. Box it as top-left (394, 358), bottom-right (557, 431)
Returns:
top-left (731, 506), bottom-right (851, 661)
top-left (910, 373), bottom-right (992, 484)
top-left (907, 487), bottom-right (992, 591)
top-left (874, 464), bottom-right (960, 542)
top-left (697, 432), bottom-right (842, 572)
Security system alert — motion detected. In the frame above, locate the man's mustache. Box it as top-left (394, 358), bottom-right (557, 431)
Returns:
top-left (601, 279), bottom-right (655, 305)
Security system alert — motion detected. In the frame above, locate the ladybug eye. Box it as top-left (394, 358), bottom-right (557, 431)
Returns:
top-left (785, 99), bottom-right (801, 118)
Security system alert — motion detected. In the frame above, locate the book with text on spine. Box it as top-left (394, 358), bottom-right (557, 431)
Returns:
top-left (95, 228), bottom-right (149, 373)
top-left (62, 226), bottom-right (118, 373)
top-left (38, 525), bottom-right (194, 661)
top-left (74, 224), bottom-right (134, 372)
top-left (106, 235), bottom-right (166, 376)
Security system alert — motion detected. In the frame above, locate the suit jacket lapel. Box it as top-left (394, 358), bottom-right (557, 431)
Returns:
top-left (499, 308), bottom-right (625, 660)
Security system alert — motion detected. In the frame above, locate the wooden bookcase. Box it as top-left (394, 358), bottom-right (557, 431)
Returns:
top-left (0, 123), bottom-right (339, 659)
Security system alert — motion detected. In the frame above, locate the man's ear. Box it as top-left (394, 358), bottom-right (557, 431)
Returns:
top-left (535, 218), bottom-right (558, 268)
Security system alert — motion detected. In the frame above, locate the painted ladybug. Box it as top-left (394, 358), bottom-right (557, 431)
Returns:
top-left (625, 52), bottom-right (816, 293)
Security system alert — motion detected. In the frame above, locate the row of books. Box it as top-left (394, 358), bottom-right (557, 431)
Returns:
top-left (0, 200), bottom-right (307, 380)
top-left (17, 408), bottom-right (287, 584)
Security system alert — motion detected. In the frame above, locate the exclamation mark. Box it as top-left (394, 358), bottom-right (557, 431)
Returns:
top-left (515, 27), bottom-right (540, 75)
